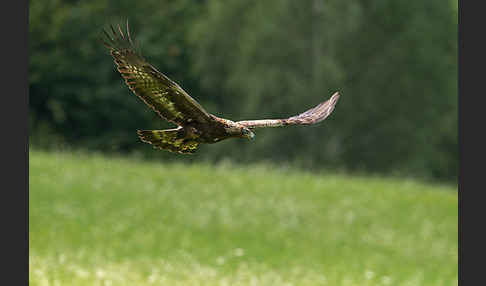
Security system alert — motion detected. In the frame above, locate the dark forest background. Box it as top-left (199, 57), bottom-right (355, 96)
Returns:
top-left (29, 0), bottom-right (457, 182)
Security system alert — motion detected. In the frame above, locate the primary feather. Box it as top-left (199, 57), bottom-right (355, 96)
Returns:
top-left (237, 92), bottom-right (340, 129)
top-left (103, 22), bottom-right (211, 126)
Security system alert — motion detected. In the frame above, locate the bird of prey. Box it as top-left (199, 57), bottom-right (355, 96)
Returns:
top-left (102, 23), bottom-right (341, 154)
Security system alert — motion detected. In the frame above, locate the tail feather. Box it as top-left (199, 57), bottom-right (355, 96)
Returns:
top-left (137, 129), bottom-right (199, 154)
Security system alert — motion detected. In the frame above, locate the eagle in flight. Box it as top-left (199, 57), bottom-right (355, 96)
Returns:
top-left (103, 23), bottom-right (340, 154)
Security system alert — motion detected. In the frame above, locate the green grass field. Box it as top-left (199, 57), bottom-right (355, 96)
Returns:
top-left (29, 149), bottom-right (457, 286)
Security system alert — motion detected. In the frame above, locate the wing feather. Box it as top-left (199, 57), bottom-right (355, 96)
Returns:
top-left (103, 23), bottom-right (212, 126)
top-left (237, 92), bottom-right (340, 129)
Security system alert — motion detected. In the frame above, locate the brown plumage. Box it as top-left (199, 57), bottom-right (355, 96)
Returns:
top-left (103, 22), bottom-right (341, 154)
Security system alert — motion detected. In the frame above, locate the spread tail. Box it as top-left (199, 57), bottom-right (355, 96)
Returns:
top-left (137, 128), bottom-right (199, 154)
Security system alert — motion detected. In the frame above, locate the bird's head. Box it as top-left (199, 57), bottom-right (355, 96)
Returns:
top-left (241, 127), bottom-right (255, 140)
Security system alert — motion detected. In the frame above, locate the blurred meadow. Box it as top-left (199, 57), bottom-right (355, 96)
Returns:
top-left (30, 149), bottom-right (457, 285)
top-left (29, 0), bottom-right (457, 285)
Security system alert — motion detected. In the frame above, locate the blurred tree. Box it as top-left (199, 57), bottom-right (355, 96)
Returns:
top-left (190, 0), bottom-right (457, 181)
top-left (29, 0), bottom-right (457, 181)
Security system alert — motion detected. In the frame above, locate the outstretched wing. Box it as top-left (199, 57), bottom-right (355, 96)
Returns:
top-left (102, 22), bottom-right (212, 126)
top-left (237, 92), bottom-right (340, 129)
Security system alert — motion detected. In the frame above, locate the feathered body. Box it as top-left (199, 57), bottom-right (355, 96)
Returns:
top-left (103, 23), bottom-right (340, 154)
